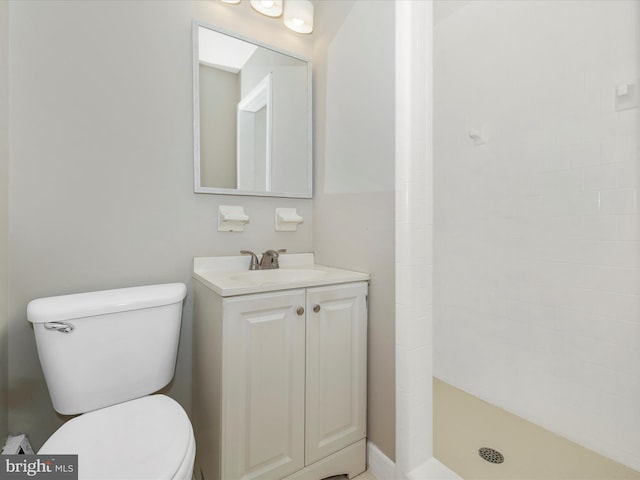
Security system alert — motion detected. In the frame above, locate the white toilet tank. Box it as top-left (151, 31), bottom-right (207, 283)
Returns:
top-left (27, 283), bottom-right (187, 415)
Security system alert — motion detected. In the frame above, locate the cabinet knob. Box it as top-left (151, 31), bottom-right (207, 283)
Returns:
top-left (297, 307), bottom-right (304, 316)
top-left (313, 304), bottom-right (321, 313)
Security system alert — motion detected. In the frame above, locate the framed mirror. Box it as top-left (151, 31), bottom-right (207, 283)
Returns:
top-left (193, 21), bottom-right (312, 198)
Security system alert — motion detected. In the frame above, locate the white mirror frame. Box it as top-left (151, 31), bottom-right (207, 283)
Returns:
top-left (193, 20), bottom-right (313, 198)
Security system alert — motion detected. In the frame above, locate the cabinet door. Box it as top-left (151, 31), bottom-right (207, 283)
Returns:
top-left (223, 290), bottom-right (306, 480)
top-left (305, 282), bottom-right (368, 465)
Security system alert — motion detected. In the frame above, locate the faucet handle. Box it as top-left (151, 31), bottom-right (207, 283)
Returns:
top-left (260, 249), bottom-right (286, 269)
top-left (240, 250), bottom-right (260, 270)
top-left (273, 249), bottom-right (287, 267)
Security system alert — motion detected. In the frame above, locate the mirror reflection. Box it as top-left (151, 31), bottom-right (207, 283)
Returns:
top-left (194, 23), bottom-right (312, 198)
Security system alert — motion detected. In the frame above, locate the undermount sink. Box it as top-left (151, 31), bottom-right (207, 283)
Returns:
top-left (230, 269), bottom-right (328, 284)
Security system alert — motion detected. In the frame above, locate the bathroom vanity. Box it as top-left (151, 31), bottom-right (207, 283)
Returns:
top-left (192, 254), bottom-right (369, 480)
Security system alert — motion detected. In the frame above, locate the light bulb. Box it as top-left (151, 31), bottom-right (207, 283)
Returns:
top-left (284, 0), bottom-right (313, 34)
top-left (250, 0), bottom-right (282, 17)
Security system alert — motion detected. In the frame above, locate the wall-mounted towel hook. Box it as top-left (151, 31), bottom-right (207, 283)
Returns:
top-left (615, 81), bottom-right (638, 111)
top-left (469, 124), bottom-right (488, 146)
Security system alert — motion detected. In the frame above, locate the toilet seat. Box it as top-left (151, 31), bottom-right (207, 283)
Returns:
top-left (39, 394), bottom-right (195, 480)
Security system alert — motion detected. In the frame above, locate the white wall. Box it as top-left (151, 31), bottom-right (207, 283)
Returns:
top-left (313, 0), bottom-right (396, 461)
top-left (7, 0), bottom-right (313, 449)
top-left (320, 0), bottom-right (395, 196)
top-left (0, 0), bottom-right (9, 445)
top-left (434, 0), bottom-right (640, 470)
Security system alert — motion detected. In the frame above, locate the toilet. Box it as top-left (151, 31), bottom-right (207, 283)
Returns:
top-left (27, 283), bottom-right (194, 480)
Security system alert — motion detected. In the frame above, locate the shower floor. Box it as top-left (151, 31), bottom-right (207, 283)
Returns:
top-left (434, 378), bottom-right (640, 480)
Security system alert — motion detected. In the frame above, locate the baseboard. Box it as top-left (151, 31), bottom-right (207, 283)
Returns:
top-left (367, 441), bottom-right (395, 480)
top-left (366, 442), bottom-right (462, 480)
top-left (406, 458), bottom-right (462, 480)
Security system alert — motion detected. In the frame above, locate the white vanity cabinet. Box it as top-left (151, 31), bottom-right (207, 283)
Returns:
top-left (304, 283), bottom-right (368, 466)
top-left (223, 289), bottom-right (306, 480)
top-left (192, 272), bottom-right (368, 480)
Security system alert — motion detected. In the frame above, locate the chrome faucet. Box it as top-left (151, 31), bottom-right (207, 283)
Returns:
top-left (240, 250), bottom-right (260, 270)
top-left (240, 249), bottom-right (287, 270)
top-left (259, 249), bottom-right (286, 270)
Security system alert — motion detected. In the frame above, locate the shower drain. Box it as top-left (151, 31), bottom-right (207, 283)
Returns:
top-left (478, 447), bottom-right (504, 464)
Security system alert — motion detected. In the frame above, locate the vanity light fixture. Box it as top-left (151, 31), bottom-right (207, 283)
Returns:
top-left (250, 0), bottom-right (283, 17)
top-left (220, 0), bottom-right (313, 34)
top-left (284, 0), bottom-right (313, 34)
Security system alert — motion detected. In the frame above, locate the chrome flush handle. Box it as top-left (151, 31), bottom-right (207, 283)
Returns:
top-left (44, 322), bottom-right (75, 334)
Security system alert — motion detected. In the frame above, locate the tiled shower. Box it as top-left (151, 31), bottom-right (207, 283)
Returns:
top-left (433, 0), bottom-right (639, 471)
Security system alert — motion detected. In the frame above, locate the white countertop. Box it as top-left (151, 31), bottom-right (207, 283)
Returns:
top-left (193, 253), bottom-right (370, 297)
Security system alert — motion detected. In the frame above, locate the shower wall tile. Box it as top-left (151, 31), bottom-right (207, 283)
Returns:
top-left (618, 215), bottom-right (640, 241)
top-left (434, 0), bottom-right (640, 471)
top-left (583, 164), bottom-right (618, 190)
top-left (617, 161), bottom-right (639, 188)
top-left (600, 189), bottom-right (637, 215)
top-left (543, 190), bottom-right (601, 216)
top-left (554, 169), bottom-right (584, 192)
top-left (566, 141), bottom-right (602, 168)
top-left (603, 133), bottom-right (637, 164)
top-left (396, 0), bottom-right (434, 473)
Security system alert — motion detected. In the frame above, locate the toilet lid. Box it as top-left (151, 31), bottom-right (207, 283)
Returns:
top-left (39, 395), bottom-right (192, 480)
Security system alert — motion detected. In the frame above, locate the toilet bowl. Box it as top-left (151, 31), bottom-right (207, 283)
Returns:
top-left (28, 283), bottom-right (194, 480)
top-left (39, 395), bottom-right (195, 480)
